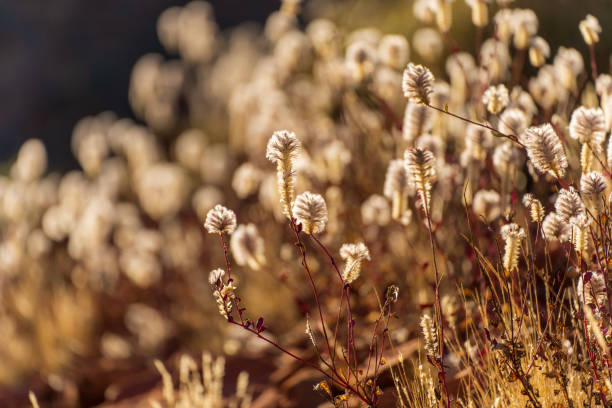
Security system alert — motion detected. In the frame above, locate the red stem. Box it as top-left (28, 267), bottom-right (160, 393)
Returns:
top-left (425, 103), bottom-right (525, 148)
top-left (310, 234), bottom-right (360, 379)
top-left (227, 320), bottom-right (372, 405)
top-left (289, 220), bottom-right (335, 373)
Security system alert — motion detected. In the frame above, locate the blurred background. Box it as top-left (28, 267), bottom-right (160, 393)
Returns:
top-left (0, 0), bottom-right (279, 170)
top-left (2, 0), bottom-right (611, 171)
top-left (2, 1), bottom-right (612, 407)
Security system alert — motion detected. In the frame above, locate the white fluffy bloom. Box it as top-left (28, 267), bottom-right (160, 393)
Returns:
top-left (339, 242), bottom-right (371, 284)
top-left (482, 84), bottom-right (509, 114)
top-left (472, 190), bottom-right (501, 222)
top-left (205, 205), bottom-right (237, 234)
top-left (292, 192), bottom-right (328, 234)
top-left (378, 34), bottom-right (409, 70)
top-left (523, 123), bottom-right (568, 178)
top-left (11, 139), bottom-right (47, 182)
top-left (577, 271), bottom-right (607, 316)
top-left (579, 14), bottom-right (601, 45)
top-left (402, 63), bottom-right (435, 104)
top-left (500, 223), bottom-right (525, 272)
top-left (266, 130), bottom-right (301, 218)
top-left (569, 106), bottom-right (606, 145)
top-left (384, 159), bottom-right (412, 222)
top-left (230, 224), bottom-right (266, 270)
top-left (528, 36), bottom-right (550, 67)
top-left (522, 193), bottom-right (544, 223)
top-left (345, 40), bottom-right (377, 82)
top-left (554, 187), bottom-right (585, 222)
top-left (542, 212), bottom-right (570, 242)
top-left (208, 268), bottom-right (225, 285)
top-left (404, 147), bottom-right (437, 211)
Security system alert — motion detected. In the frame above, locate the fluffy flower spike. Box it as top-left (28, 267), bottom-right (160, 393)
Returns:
top-left (384, 159), bottom-right (412, 222)
top-left (339, 242), bottom-right (371, 284)
top-left (266, 130), bottom-right (301, 218)
top-left (404, 147), bottom-right (437, 212)
top-left (402, 63), bottom-right (435, 104)
top-left (230, 224), bottom-right (266, 271)
top-left (542, 212), bottom-right (570, 242)
top-left (523, 123), bottom-right (568, 178)
top-left (500, 223), bottom-right (525, 272)
top-left (292, 191), bottom-right (328, 234)
top-left (579, 14), bottom-right (601, 45)
top-left (482, 84), bottom-right (509, 114)
top-left (205, 205), bottom-right (237, 234)
top-left (522, 193), bottom-right (544, 223)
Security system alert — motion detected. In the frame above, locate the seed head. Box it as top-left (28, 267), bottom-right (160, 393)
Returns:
top-left (569, 213), bottom-right (592, 256)
top-left (523, 123), bottom-right (568, 178)
top-left (499, 108), bottom-right (528, 141)
top-left (413, 0), bottom-right (436, 24)
top-left (569, 106), bottom-right (606, 146)
top-left (402, 63), bottom-right (435, 104)
top-left (465, 125), bottom-right (494, 160)
top-left (581, 171), bottom-right (608, 213)
top-left (11, 138), bottom-right (47, 182)
top-left (339, 242), bottom-right (371, 284)
top-left (512, 9), bottom-right (538, 49)
top-left (472, 190), bottom-right (501, 222)
top-left (510, 86), bottom-right (538, 119)
top-left (528, 36), bottom-right (550, 67)
top-left (384, 159), bottom-right (412, 222)
top-left (579, 14), bottom-right (601, 45)
top-left (292, 191), bottom-right (328, 234)
top-left (420, 313), bottom-right (438, 358)
top-left (577, 271), bottom-right (607, 313)
top-left (492, 142), bottom-right (524, 178)
top-left (581, 171), bottom-right (607, 198)
top-left (495, 9), bottom-right (513, 43)
top-left (346, 40), bottom-right (377, 82)
top-left (378, 34), bottom-right (409, 70)
top-left (412, 28), bottom-right (443, 62)
top-left (230, 224), bottom-right (266, 271)
top-left (404, 147), bottom-right (437, 212)
top-left (213, 280), bottom-right (237, 319)
top-left (522, 193), bottom-right (544, 223)
top-left (554, 187), bottom-right (585, 222)
top-left (205, 205), bottom-right (237, 234)
top-left (266, 130), bottom-right (301, 218)
top-left (361, 195), bottom-right (391, 226)
top-left (542, 212), bottom-right (571, 242)
top-left (433, 0), bottom-right (453, 33)
top-left (596, 74), bottom-right (612, 97)
top-left (266, 129), bottom-right (301, 163)
top-left (402, 102), bottom-right (432, 142)
top-left (465, 0), bottom-right (489, 27)
top-left (482, 84), bottom-right (509, 114)
top-left (500, 223), bottom-right (525, 272)
top-left (554, 47), bottom-right (584, 90)
top-left (305, 314), bottom-right (317, 348)
top-left (209, 268), bottom-right (225, 285)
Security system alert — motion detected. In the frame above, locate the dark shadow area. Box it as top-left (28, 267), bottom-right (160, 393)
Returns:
top-left (0, 0), bottom-right (280, 169)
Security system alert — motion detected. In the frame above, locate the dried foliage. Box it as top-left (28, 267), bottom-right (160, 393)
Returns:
top-left (5, 0), bottom-right (612, 407)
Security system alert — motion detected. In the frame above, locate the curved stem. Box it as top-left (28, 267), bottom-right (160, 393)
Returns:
top-left (425, 103), bottom-right (525, 148)
top-left (310, 234), bottom-right (360, 385)
top-left (227, 319), bottom-right (372, 405)
top-left (289, 220), bottom-right (336, 374)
